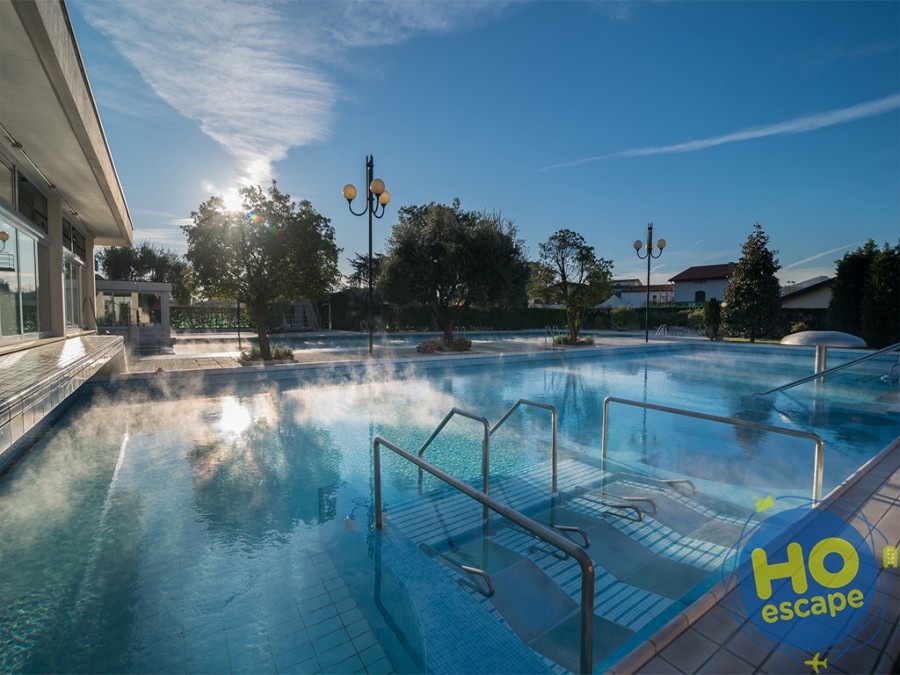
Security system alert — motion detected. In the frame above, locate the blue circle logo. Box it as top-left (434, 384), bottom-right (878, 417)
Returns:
top-left (723, 496), bottom-right (888, 662)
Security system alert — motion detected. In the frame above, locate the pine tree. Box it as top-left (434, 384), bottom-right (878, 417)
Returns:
top-left (723, 223), bottom-right (782, 342)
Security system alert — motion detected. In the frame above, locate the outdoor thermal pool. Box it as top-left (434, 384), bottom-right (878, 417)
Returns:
top-left (0, 343), bottom-right (897, 673)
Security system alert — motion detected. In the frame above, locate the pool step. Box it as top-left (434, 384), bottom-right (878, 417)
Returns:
top-left (386, 456), bottom-right (746, 670)
top-left (424, 535), bottom-right (637, 672)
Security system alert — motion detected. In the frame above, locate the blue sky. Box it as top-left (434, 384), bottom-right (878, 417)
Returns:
top-left (69, 0), bottom-right (899, 285)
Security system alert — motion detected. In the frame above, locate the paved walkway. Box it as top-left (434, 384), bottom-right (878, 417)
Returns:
top-left (127, 331), bottom-right (666, 373)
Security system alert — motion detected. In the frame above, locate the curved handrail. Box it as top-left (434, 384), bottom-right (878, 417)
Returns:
top-left (417, 407), bottom-right (491, 520)
top-left (490, 399), bottom-right (559, 492)
top-left (753, 342), bottom-right (900, 396)
top-left (614, 472), bottom-right (698, 497)
top-left (602, 396), bottom-right (825, 501)
top-left (374, 435), bottom-right (596, 674)
top-left (419, 543), bottom-right (495, 597)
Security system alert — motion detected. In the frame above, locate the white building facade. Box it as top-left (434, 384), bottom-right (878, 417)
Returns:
top-left (0, 0), bottom-right (133, 352)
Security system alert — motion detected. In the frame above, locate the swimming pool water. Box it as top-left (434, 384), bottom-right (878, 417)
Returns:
top-left (1, 344), bottom-right (897, 672)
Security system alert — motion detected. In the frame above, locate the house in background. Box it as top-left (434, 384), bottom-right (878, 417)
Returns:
top-left (781, 276), bottom-right (834, 309)
top-left (602, 279), bottom-right (675, 308)
top-left (668, 263), bottom-right (735, 304)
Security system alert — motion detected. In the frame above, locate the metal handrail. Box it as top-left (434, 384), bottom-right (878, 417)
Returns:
top-left (373, 435), bottom-right (596, 674)
top-left (419, 543), bottom-right (495, 597)
top-left (602, 396), bottom-right (825, 501)
top-left (490, 399), bottom-right (559, 492)
top-left (753, 342), bottom-right (900, 397)
top-left (417, 408), bottom-right (491, 520)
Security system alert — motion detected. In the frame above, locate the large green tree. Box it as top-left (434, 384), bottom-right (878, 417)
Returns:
top-left (183, 181), bottom-right (340, 360)
top-left (722, 223), bottom-right (782, 342)
top-left (536, 229), bottom-right (614, 342)
top-left (97, 241), bottom-right (192, 304)
top-left (378, 199), bottom-right (529, 342)
top-left (860, 242), bottom-right (900, 348)
top-left (826, 239), bottom-right (878, 336)
top-left (825, 239), bottom-right (900, 347)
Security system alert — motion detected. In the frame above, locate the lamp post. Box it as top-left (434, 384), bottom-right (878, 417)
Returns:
top-left (633, 223), bottom-right (666, 343)
top-left (343, 155), bottom-right (390, 357)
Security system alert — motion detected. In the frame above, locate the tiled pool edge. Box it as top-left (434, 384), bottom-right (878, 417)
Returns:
top-left (607, 435), bottom-right (900, 675)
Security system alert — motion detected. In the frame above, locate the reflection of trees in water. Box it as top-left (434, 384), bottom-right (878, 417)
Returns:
top-left (727, 394), bottom-right (774, 459)
top-left (188, 396), bottom-right (342, 547)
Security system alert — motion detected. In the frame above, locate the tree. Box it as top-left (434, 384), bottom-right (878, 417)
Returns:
top-left (97, 241), bottom-right (192, 304)
top-left (536, 229), bottom-right (613, 342)
top-left (827, 240), bottom-right (878, 336)
top-left (182, 181), bottom-right (340, 360)
top-left (345, 252), bottom-right (382, 289)
top-left (860, 242), bottom-right (900, 348)
top-left (378, 199), bottom-right (529, 342)
top-left (722, 223), bottom-right (782, 342)
top-left (702, 298), bottom-right (721, 340)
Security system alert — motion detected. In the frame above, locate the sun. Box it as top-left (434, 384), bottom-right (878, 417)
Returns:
top-left (221, 188), bottom-right (244, 213)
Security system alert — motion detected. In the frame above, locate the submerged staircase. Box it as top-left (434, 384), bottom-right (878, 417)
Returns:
top-left (367, 396), bottom-right (798, 673)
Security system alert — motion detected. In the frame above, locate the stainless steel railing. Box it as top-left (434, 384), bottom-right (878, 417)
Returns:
top-left (601, 396), bottom-right (825, 501)
top-left (373, 435), bottom-right (596, 674)
top-left (417, 400), bottom-right (561, 519)
top-left (490, 399), bottom-right (559, 492)
top-left (417, 408), bottom-right (491, 519)
top-left (753, 342), bottom-right (900, 396)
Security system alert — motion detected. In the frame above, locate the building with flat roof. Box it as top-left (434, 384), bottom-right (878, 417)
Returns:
top-left (0, 0), bottom-right (132, 461)
top-left (0, 0), bottom-right (133, 352)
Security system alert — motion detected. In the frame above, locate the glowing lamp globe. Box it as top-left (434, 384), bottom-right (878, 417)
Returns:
top-left (378, 191), bottom-right (391, 206)
top-left (657, 238), bottom-right (667, 250)
top-left (633, 240), bottom-right (643, 251)
top-left (342, 184), bottom-right (358, 202)
top-left (369, 178), bottom-right (385, 196)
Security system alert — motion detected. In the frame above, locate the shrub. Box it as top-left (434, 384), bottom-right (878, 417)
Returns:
top-left (416, 339), bottom-right (440, 353)
top-left (554, 334), bottom-right (595, 346)
top-left (415, 336), bottom-right (472, 353)
top-left (611, 306), bottom-right (639, 330)
top-left (240, 344), bottom-right (294, 361)
top-left (446, 336), bottom-right (472, 352)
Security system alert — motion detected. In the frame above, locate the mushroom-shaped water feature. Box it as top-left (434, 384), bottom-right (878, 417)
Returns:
top-left (780, 330), bottom-right (867, 373)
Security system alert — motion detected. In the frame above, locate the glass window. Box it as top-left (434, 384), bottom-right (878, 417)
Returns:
top-left (62, 219), bottom-right (72, 251)
top-left (73, 228), bottom-right (86, 260)
top-left (695, 290), bottom-right (706, 303)
top-left (64, 254), bottom-right (82, 329)
top-left (0, 156), bottom-right (13, 209)
top-left (0, 222), bottom-right (20, 337)
top-left (97, 291), bottom-right (133, 327)
top-left (17, 175), bottom-right (47, 232)
top-left (19, 231), bottom-right (37, 333)
top-left (38, 243), bottom-right (51, 333)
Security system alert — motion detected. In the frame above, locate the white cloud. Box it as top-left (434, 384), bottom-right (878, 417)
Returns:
top-left (540, 93), bottom-right (900, 171)
top-left (79, 0), bottom-right (507, 187)
top-left (782, 240), bottom-right (869, 270)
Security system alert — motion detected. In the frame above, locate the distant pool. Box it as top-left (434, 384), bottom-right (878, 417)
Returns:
top-left (1, 344), bottom-right (896, 672)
